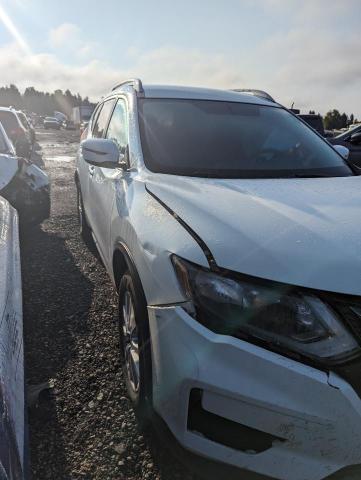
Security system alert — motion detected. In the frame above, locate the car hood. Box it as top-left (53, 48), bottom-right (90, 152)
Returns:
top-left (146, 175), bottom-right (361, 296)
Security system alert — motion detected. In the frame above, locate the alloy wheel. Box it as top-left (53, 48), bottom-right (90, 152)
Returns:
top-left (121, 290), bottom-right (140, 394)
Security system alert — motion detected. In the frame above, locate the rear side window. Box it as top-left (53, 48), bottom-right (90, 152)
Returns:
top-left (0, 128), bottom-right (8, 153)
top-left (0, 111), bottom-right (18, 133)
top-left (90, 105), bottom-right (102, 134)
top-left (92, 100), bottom-right (116, 138)
top-left (17, 112), bottom-right (29, 129)
top-left (105, 100), bottom-right (128, 154)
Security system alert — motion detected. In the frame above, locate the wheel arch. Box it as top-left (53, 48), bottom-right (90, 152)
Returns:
top-left (113, 242), bottom-right (140, 292)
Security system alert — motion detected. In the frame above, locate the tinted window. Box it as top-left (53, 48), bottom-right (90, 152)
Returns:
top-left (17, 112), bottom-right (29, 129)
top-left (105, 100), bottom-right (128, 153)
top-left (299, 115), bottom-right (325, 135)
top-left (92, 100), bottom-right (116, 138)
top-left (0, 111), bottom-right (18, 133)
top-left (90, 105), bottom-right (102, 134)
top-left (0, 128), bottom-right (8, 153)
top-left (138, 99), bottom-right (352, 178)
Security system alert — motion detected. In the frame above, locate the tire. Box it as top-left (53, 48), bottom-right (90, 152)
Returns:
top-left (77, 186), bottom-right (92, 243)
top-left (118, 271), bottom-right (152, 418)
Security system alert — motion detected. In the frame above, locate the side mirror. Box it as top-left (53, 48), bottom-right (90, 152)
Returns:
top-left (333, 144), bottom-right (350, 160)
top-left (15, 139), bottom-right (30, 158)
top-left (81, 138), bottom-right (125, 169)
top-left (350, 132), bottom-right (361, 145)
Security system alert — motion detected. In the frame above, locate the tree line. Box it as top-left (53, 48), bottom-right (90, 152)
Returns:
top-left (0, 85), bottom-right (358, 129)
top-left (0, 84), bottom-right (96, 117)
top-left (323, 110), bottom-right (358, 130)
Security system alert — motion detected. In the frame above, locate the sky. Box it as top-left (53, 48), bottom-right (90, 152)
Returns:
top-left (0, 0), bottom-right (360, 116)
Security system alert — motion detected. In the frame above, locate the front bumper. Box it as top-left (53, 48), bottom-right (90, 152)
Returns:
top-left (148, 305), bottom-right (361, 480)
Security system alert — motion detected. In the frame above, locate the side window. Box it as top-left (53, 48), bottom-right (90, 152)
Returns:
top-left (92, 99), bottom-right (116, 138)
top-left (90, 104), bottom-right (102, 135)
top-left (105, 100), bottom-right (128, 154)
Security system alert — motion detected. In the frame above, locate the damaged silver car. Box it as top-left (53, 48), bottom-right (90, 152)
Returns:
top-left (0, 121), bottom-right (50, 225)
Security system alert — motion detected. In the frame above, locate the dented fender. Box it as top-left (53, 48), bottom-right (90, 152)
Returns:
top-left (109, 176), bottom-right (208, 306)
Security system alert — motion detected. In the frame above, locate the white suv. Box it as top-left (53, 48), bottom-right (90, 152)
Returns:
top-left (75, 79), bottom-right (361, 480)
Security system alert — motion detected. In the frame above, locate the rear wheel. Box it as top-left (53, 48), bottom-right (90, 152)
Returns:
top-left (118, 271), bottom-right (152, 417)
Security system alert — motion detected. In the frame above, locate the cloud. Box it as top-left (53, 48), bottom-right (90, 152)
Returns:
top-left (0, 2), bottom-right (360, 117)
top-left (234, 0), bottom-right (361, 115)
top-left (255, 26), bottom-right (361, 114)
top-left (49, 23), bottom-right (80, 48)
top-left (0, 42), bottom-right (244, 99)
top-left (49, 23), bottom-right (99, 60)
top-left (130, 47), bottom-right (244, 88)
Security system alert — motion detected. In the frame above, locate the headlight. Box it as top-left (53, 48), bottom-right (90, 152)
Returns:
top-left (172, 256), bottom-right (359, 363)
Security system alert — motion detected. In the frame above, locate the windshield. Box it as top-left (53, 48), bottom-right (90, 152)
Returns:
top-left (138, 99), bottom-right (352, 178)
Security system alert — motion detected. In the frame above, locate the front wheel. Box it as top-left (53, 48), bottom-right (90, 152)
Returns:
top-left (118, 271), bottom-right (152, 416)
top-left (77, 186), bottom-right (92, 243)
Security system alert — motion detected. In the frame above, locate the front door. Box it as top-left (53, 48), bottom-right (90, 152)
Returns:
top-left (89, 98), bottom-right (129, 266)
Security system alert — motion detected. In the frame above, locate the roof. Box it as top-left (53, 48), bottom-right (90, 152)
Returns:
top-left (111, 83), bottom-right (277, 106)
top-left (0, 107), bottom-right (16, 113)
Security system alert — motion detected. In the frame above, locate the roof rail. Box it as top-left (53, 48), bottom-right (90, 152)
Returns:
top-left (112, 78), bottom-right (144, 95)
top-left (231, 89), bottom-right (275, 103)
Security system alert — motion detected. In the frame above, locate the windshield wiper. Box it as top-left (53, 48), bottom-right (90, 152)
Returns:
top-left (290, 173), bottom-right (331, 178)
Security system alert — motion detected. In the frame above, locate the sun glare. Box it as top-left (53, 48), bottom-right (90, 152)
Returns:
top-left (0, 3), bottom-right (30, 54)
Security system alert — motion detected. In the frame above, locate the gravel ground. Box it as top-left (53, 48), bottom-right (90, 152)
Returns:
top-left (21, 128), bottom-right (199, 480)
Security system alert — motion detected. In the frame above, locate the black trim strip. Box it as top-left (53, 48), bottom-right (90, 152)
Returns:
top-left (145, 185), bottom-right (218, 270)
top-left (188, 389), bottom-right (285, 453)
top-left (82, 146), bottom-right (108, 155)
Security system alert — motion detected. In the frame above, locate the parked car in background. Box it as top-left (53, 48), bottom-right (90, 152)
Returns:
top-left (329, 124), bottom-right (361, 168)
top-left (33, 115), bottom-right (44, 127)
top-left (0, 195), bottom-right (27, 480)
top-left (63, 119), bottom-right (76, 130)
top-left (76, 79), bottom-right (361, 480)
top-left (43, 117), bottom-right (60, 130)
top-left (16, 111), bottom-right (36, 145)
top-left (298, 113), bottom-right (324, 135)
top-left (53, 111), bottom-right (67, 124)
top-left (296, 113), bottom-right (334, 138)
top-left (0, 107), bottom-right (32, 158)
top-left (72, 105), bottom-right (94, 127)
top-left (79, 121), bottom-right (89, 136)
top-left (0, 122), bottom-right (50, 224)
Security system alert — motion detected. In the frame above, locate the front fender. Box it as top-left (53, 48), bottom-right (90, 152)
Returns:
top-left (110, 177), bottom-right (208, 306)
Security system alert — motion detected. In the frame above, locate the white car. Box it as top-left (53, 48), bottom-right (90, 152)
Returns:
top-left (0, 194), bottom-right (26, 479)
top-left (0, 122), bottom-right (50, 225)
top-left (76, 79), bottom-right (361, 480)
